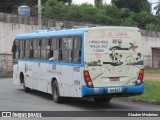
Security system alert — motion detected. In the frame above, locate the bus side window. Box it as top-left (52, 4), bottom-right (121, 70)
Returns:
top-left (46, 38), bottom-right (51, 49)
top-left (30, 40), bottom-right (34, 59)
top-left (19, 40), bottom-right (25, 58)
top-left (61, 37), bottom-right (73, 62)
top-left (30, 49), bottom-right (34, 58)
top-left (40, 38), bottom-right (47, 60)
top-left (46, 38), bottom-right (52, 60)
top-left (59, 38), bottom-right (62, 61)
top-left (49, 38), bottom-right (59, 61)
top-left (33, 39), bottom-right (40, 59)
top-left (15, 40), bottom-right (20, 59)
top-left (72, 37), bottom-right (82, 63)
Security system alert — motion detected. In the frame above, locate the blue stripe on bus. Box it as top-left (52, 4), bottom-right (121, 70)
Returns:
top-left (17, 59), bottom-right (84, 67)
top-left (16, 28), bottom-right (85, 39)
top-left (81, 83), bottom-right (144, 97)
top-left (81, 30), bottom-right (85, 67)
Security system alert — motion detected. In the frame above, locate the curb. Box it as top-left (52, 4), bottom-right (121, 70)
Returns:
top-left (118, 97), bottom-right (160, 105)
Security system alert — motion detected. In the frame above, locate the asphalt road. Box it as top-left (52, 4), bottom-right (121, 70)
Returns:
top-left (0, 78), bottom-right (160, 120)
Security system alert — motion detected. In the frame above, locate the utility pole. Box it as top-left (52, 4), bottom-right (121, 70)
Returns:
top-left (38, 0), bottom-right (42, 29)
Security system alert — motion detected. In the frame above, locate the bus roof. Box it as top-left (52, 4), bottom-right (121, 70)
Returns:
top-left (15, 28), bottom-right (85, 39)
top-left (15, 26), bottom-right (139, 39)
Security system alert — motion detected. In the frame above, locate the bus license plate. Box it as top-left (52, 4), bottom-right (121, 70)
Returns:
top-left (108, 87), bottom-right (122, 93)
top-left (109, 77), bottom-right (120, 81)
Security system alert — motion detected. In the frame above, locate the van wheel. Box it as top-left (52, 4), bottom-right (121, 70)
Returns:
top-left (94, 97), bottom-right (112, 103)
top-left (52, 81), bottom-right (62, 103)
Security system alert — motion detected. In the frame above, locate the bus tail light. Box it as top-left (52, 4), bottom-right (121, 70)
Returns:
top-left (83, 71), bottom-right (94, 88)
top-left (136, 69), bottom-right (144, 85)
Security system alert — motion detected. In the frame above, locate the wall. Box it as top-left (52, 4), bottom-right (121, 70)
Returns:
top-left (0, 22), bottom-right (39, 54)
top-left (0, 13), bottom-right (94, 28)
top-left (0, 22), bottom-right (40, 75)
top-left (141, 30), bottom-right (160, 68)
top-left (0, 54), bottom-right (12, 75)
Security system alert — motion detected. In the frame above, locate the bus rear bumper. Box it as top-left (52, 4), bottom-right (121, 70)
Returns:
top-left (81, 83), bottom-right (144, 97)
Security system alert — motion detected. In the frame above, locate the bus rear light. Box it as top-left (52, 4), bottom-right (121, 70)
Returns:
top-left (86, 77), bottom-right (91, 82)
top-left (138, 74), bottom-right (143, 80)
top-left (83, 71), bottom-right (93, 87)
top-left (136, 69), bottom-right (144, 85)
top-left (139, 69), bottom-right (144, 75)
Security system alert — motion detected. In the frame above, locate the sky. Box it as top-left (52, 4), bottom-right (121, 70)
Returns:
top-left (72, 0), bottom-right (111, 5)
top-left (148, 0), bottom-right (160, 14)
top-left (72, 0), bottom-right (159, 5)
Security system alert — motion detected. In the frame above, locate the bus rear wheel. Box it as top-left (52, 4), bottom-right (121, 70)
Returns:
top-left (20, 73), bottom-right (30, 92)
top-left (52, 81), bottom-right (62, 103)
top-left (94, 97), bottom-right (112, 103)
top-left (23, 81), bottom-right (30, 92)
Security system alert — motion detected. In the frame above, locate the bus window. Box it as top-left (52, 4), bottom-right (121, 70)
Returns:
top-left (41, 50), bottom-right (47, 60)
top-left (48, 38), bottom-right (59, 61)
top-left (72, 50), bottom-right (81, 63)
top-left (61, 37), bottom-right (73, 62)
top-left (19, 40), bottom-right (25, 58)
top-left (15, 40), bottom-right (20, 59)
top-left (73, 37), bottom-right (81, 49)
top-left (33, 39), bottom-right (40, 59)
top-left (53, 50), bottom-right (59, 61)
top-left (62, 37), bottom-right (73, 49)
top-left (46, 38), bottom-right (51, 49)
top-left (25, 40), bottom-right (31, 59)
top-left (51, 38), bottom-right (57, 49)
top-left (62, 50), bottom-right (72, 62)
top-left (41, 38), bottom-right (46, 49)
top-left (72, 37), bottom-right (82, 63)
top-left (40, 38), bottom-right (47, 60)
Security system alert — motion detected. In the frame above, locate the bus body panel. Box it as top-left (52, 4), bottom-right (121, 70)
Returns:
top-left (84, 27), bottom-right (143, 87)
top-left (13, 65), bottom-right (21, 85)
top-left (13, 60), bottom-right (83, 97)
top-left (81, 83), bottom-right (144, 97)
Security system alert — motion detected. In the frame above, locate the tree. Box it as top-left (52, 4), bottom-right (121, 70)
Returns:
top-left (111, 0), bottom-right (151, 13)
top-left (58, 0), bottom-right (72, 5)
top-left (154, 3), bottom-right (160, 16)
top-left (134, 11), bottom-right (157, 29)
top-left (94, 0), bottom-right (103, 7)
top-left (79, 3), bottom-right (97, 22)
top-left (145, 23), bottom-right (160, 31)
top-left (43, 0), bottom-right (67, 19)
top-left (65, 5), bottom-right (83, 21)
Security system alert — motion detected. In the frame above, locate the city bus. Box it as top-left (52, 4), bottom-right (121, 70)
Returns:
top-left (13, 26), bottom-right (144, 103)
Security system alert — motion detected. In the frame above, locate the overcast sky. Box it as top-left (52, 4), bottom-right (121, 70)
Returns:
top-left (72, 0), bottom-right (111, 5)
top-left (72, 0), bottom-right (159, 5)
top-left (148, 0), bottom-right (160, 14)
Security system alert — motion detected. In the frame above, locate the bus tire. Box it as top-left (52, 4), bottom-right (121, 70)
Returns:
top-left (20, 73), bottom-right (30, 92)
top-left (94, 97), bottom-right (111, 103)
top-left (52, 81), bottom-right (62, 103)
top-left (23, 81), bottom-right (30, 93)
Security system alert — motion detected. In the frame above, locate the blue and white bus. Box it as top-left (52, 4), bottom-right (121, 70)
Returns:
top-left (13, 26), bottom-right (144, 103)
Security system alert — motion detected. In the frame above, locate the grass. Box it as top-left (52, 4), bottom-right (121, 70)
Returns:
top-left (144, 69), bottom-right (160, 74)
top-left (133, 80), bottom-right (160, 102)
